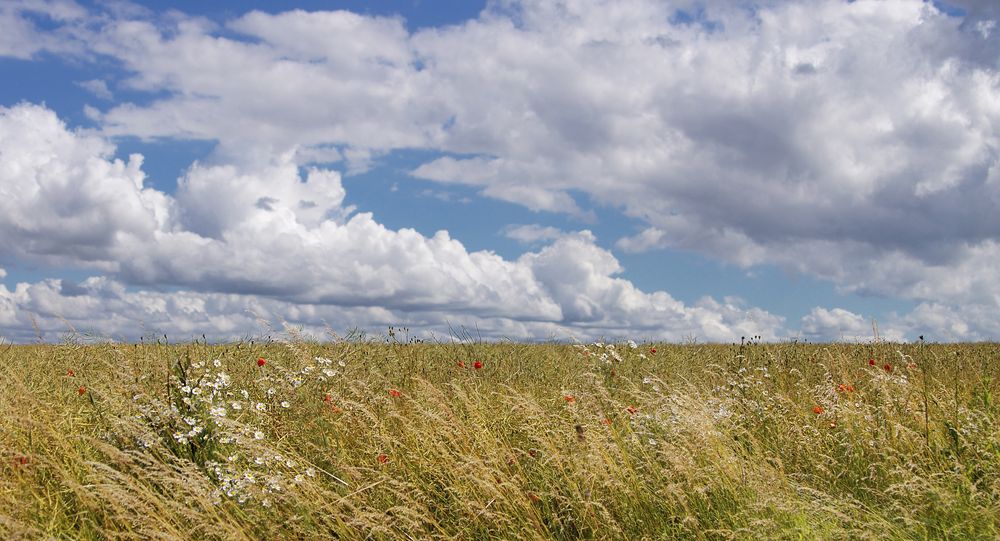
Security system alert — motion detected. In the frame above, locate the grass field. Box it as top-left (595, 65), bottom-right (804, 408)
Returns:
top-left (2, 336), bottom-right (998, 539)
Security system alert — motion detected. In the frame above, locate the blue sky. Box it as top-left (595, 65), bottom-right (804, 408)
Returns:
top-left (0, 0), bottom-right (997, 343)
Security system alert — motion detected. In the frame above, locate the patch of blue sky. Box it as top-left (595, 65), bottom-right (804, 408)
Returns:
top-left (0, 262), bottom-right (95, 288)
top-left (112, 136), bottom-right (216, 193)
top-left (0, 57), bottom-right (106, 127)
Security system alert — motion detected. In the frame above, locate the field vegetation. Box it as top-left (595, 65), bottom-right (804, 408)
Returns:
top-left (2, 334), bottom-right (999, 539)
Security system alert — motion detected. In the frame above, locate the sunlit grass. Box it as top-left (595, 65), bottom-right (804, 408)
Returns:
top-left (2, 336), bottom-right (998, 539)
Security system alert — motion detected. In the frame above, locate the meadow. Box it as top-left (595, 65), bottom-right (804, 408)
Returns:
top-left (1, 335), bottom-right (998, 540)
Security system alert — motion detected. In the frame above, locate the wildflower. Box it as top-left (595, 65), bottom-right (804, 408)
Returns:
top-left (257, 357), bottom-right (267, 367)
top-left (324, 394), bottom-right (333, 403)
top-left (868, 358), bottom-right (876, 366)
top-left (255, 402), bottom-right (266, 412)
top-left (473, 361), bottom-right (483, 370)
top-left (388, 389), bottom-right (402, 398)
top-left (338, 360), bottom-right (346, 367)
top-left (77, 386), bottom-right (87, 396)
top-left (907, 362), bottom-right (918, 370)
top-left (377, 453), bottom-right (389, 464)
top-left (602, 418), bottom-right (613, 426)
top-left (883, 363), bottom-right (893, 373)
top-left (66, 369), bottom-right (75, 377)
top-left (254, 431), bottom-right (265, 440)
top-left (213, 359), bottom-right (222, 367)
top-left (650, 348), bottom-right (657, 354)
top-left (14, 456), bottom-right (29, 466)
top-left (626, 405), bottom-right (638, 415)
top-left (836, 384), bottom-right (855, 393)
top-left (181, 385), bottom-right (191, 394)
top-left (456, 361), bottom-right (466, 368)
top-left (563, 395), bottom-right (575, 403)
top-left (280, 401), bottom-right (290, 409)
top-left (812, 406), bottom-right (825, 414)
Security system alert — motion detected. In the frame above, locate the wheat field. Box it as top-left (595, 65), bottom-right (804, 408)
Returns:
top-left (2, 336), bottom-right (998, 540)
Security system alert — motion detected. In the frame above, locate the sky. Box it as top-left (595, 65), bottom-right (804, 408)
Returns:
top-left (0, 0), bottom-right (998, 344)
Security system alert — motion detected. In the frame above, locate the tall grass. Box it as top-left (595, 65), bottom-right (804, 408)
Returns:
top-left (2, 337), bottom-right (998, 539)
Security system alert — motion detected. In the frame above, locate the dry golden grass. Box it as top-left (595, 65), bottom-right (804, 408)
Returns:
top-left (1, 337), bottom-right (998, 539)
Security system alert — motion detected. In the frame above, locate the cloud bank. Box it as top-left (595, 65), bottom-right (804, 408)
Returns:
top-left (1, 0), bottom-right (998, 341)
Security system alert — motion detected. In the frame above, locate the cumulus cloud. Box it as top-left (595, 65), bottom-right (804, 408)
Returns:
top-left (0, 103), bottom-right (173, 267)
top-left (0, 103), bottom-right (785, 342)
top-left (800, 307), bottom-right (877, 342)
top-left (75, 2), bottom-right (998, 286)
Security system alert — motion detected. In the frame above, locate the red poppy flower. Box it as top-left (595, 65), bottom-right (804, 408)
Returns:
top-left (77, 386), bottom-right (86, 396)
top-left (14, 456), bottom-right (29, 466)
top-left (883, 363), bottom-right (892, 373)
top-left (626, 405), bottom-right (638, 415)
top-left (257, 357), bottom-right (267, 367)
top-left (388, 389), bottom-right (402, 398)
top-left (868, 358), bottom-right (876, 366)
top-left (66, 369), bottom-right (75, 377)
top-left (812, 406), bottom-right (825, 414)
top-left (650, 348), bottom-right (657, 354)
top-left (473, 361), bottom-right (483, 370)
top-left (456, 361), bottom-right (465, 368)
top-left (324, 394), bottom-right (333, 403)
top-left (563, 395), bottom-right (575, 403)
top-left (377, 454), bottom-right (389, 464)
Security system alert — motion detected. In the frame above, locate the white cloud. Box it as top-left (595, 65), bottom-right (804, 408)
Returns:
top-left (76, 79), bottom-right (113, 100)
top-left (0, 103), bottom-right (786, 342)
top-left (0, 103), bottom-right (173, 267)
top-left (502, 224), bottom-right (565, 244)
top-left (800, 307), bottom-right (876, 342)
top-left (0, 0), bottom-right (85, 59)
